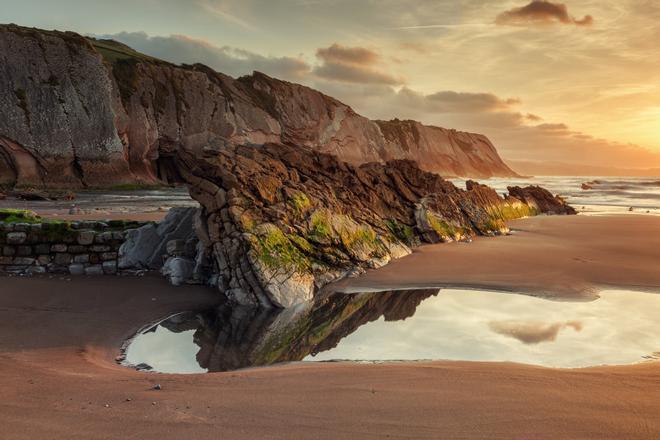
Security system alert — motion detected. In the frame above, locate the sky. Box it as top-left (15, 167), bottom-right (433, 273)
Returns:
top-left (3, 0), bottom-right (660, 174)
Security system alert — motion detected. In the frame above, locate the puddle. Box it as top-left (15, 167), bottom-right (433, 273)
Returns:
top-left (122, 288), bottom-right (660, 373)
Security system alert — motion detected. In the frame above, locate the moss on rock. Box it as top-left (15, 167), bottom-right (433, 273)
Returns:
top-left (307, 209), bottom-right (333, 242)
top-left (384, 219), bottom-right (416, 246)
top-left (287, 191), bottom-right (312, 218)
top-left (253, 224), bottom-right (312, 273)
top-left (0, 208), bottom-right (41, 224)
top-left (425, 212), bottom-right (468, 241)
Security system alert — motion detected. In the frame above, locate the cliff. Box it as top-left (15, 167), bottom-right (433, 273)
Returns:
top-left (0, 24), bottom-right (517, 189)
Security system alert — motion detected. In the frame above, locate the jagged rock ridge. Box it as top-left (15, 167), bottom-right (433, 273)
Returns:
top-left (173, 142), bottom-right (573, 308)
top-left (0, 24), bottom-right (517, 188)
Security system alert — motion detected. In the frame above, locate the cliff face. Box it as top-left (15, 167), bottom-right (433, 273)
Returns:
top-left (0, 24), bottom-right (517, 188)
top-left (0, 26), bottom-right (132, 187)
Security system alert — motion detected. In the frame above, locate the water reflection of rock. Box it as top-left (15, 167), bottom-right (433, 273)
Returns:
top-left (159, 289), bottom-right (439, 372)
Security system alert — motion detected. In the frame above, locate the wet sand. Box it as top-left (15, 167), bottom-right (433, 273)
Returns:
top-left (336, 214), bottom-right (660, 299)
top-left (39, 211), bottom-right (169, 222)
top-left (0, 187), bottom-right (196, 222)
top-left (2, 215), bottom-right (660, 439)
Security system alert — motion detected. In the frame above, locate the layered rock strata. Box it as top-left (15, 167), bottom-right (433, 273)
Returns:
top-left (0, 24), bottom-right (517, 189)
top-left (174, 142), bottom-right (574, 308)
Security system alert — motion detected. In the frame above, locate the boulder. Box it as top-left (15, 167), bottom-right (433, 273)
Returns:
top-left (118, 208), bottom-right (199, 271)
top-left (161, 257), bottom-right (195, 286)
top-left (507, 186), bottom-right (577, 215)
top-left (118, 224), bottom-right (160, 269)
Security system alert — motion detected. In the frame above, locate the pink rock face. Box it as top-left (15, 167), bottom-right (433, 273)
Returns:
top-left (0, 26), bottom-right (134, 188)
top-left (0, 24), bottom-right (519, 189)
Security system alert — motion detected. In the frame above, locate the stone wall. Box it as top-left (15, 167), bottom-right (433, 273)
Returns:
top-left (0, 221), bottom-right (139, 276)
top-left (0, 208), bottom-right (209, 284)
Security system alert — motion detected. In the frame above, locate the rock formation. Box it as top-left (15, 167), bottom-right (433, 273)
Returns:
top-left (0, 24), bottom-right (576, 310)
top-left (0, 24), bottom-right (517, 189)
top-left (172, 142), bottom-right (574, 308)
top-left (507, 185), bottom-right (576, 215)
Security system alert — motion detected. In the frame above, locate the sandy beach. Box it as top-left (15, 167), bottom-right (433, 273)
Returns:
top-left (336, 214), bottom-right (660, 299)
top-left (1, 214), bottom-right (660, 439)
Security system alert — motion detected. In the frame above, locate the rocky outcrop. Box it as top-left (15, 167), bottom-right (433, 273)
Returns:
top-left (0, 24), bottom-right (517, 189)
top-left (507, 185), bottom-right (577, 215)
top-left (173, 142), bottom-right (572, 308)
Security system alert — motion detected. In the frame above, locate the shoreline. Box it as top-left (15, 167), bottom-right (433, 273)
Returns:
top-left (2, 214), bottom-right (660, 438)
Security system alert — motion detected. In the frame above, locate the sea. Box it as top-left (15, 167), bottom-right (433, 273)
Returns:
top-left (2, 177), bottom-right (659, 216)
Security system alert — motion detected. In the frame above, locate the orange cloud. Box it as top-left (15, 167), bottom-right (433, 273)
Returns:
top-left (395, 87), bottom-right (521, 114)
top-left (316, 43), bottom-right (380, 66)
top-left (496, 1), bottom-right (594, 27)
top-left (313, 43), bottom-right (403, 85)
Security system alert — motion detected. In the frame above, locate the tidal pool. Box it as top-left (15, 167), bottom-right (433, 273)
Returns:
top-left (123, 288), bottom-right (660, 373)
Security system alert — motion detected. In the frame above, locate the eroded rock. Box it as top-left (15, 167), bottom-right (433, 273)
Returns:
top-left (174, 143), bottom-right (574, 308)
top-left (118, 208), bottom-right (196, 270)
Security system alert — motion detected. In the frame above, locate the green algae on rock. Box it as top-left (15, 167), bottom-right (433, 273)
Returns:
top-left (174, 143), bottom-right (575, 309)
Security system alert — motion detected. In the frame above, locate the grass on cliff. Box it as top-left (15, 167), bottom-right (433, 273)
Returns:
top-left (88, 38), bottom-right (162, 64)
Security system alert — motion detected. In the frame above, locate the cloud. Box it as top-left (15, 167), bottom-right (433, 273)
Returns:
top-left (496, 1), bottom-right (594, 27)
top-left (313, 43), bottom-right (403, 85)
top-left (491, 120), bottom-right (660, 171)
top-left (489, 320), bottom-right (583, 344)
top-left (535, 122), bottom-right (569, 131)
top-left (394, 87), bottom-right (521, 114)
top-left (316, 44), bottom-right (380, 66)
top-left (95, 32), bottom-right (311, 81)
